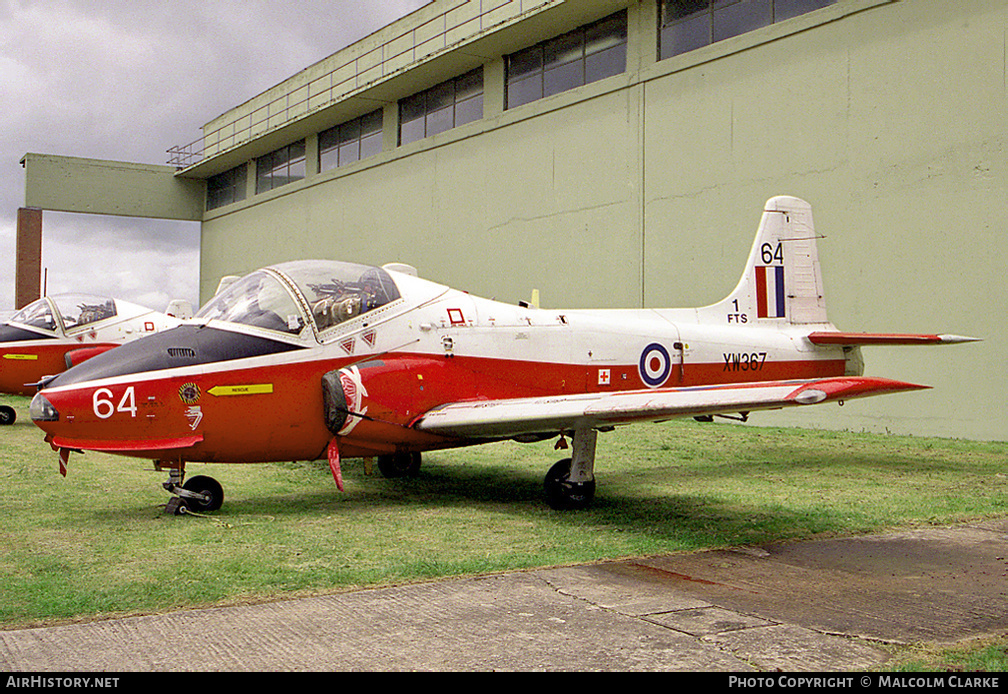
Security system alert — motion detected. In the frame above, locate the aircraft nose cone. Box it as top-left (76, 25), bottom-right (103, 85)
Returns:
top-left (29, 391), bottom-right (60, 423)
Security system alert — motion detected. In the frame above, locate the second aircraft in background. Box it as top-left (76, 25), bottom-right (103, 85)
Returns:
top-left (0, 294), bottom-right (188, 423)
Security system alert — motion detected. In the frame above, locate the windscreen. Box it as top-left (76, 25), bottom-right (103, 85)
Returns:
top-left (195, 270), bottom-right (305, 335)
top-left (9, 298), bottom-right (58, 332)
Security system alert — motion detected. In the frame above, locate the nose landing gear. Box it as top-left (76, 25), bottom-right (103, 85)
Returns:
top-left (159, 463), bottom-right (224, 515)
top-left (0, 404), bottom-right (16, 425)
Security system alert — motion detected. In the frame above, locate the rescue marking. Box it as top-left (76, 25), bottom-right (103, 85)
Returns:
top-left (639, 343), bottom-right (671, 388)
top-left (362, 329), bottom-right (377, 347)
top-left (2, 354), bottom-right (38, 360)
top-left (207, 384), bottom-right (273, 396)
top-left (340, 337), bottom-right (355, 354)
top-left (448, 308), bottom-right (465, 326)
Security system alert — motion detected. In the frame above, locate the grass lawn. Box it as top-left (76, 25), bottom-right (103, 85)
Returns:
top-left (881, 635), bottom-right (1008, 672)
top-left (2, 391), bottom-right (1006, 670)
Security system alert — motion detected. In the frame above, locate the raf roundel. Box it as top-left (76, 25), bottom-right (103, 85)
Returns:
top-left (639, 343), bottom-right (671, 388)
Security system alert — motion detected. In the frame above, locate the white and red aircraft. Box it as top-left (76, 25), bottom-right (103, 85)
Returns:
top-left (29, 197), bottom-right (976, 512)
top-left (0, 294), bottom-right (188, 424)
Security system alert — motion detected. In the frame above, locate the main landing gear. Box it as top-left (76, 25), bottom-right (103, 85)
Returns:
top-left (377, 451), bottom-right (422, 478)
top-left (374, 432), bottom-right (599, 510)
top-left (544, 429), bottom-right (597, 510)
top-left (159, 463), bottom-right (224, 515)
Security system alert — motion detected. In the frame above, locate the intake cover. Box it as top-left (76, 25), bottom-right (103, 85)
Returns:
top-left (321, 369), bottom-right (349, 436)
top-left (321, 366), bottom-right (369, 437)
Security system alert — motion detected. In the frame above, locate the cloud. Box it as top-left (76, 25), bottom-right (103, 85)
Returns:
top-left (40, 212), bottom-right (201, 311)
top-left (0, 1), bottom-right (429, 311)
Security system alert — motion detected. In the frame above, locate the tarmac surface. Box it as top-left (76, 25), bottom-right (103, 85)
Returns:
top-left (2, 517), bottom-right (1007, 671)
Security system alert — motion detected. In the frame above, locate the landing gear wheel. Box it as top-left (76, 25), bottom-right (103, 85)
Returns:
top-left (0, 405), bottom-right (15, 425)
top-left (180, 475), bottom-right (224, 513)
top-left (377, 451), bottom-right (422, 478)
top-left (544, 458), bottom-right (596, 510)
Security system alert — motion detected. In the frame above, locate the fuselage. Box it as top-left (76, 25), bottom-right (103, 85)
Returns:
top-left (30, 262), bottom-right (852, 464)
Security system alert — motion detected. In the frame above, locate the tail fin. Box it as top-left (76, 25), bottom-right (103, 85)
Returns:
top-left (707, 196), bottom-right (828, 326)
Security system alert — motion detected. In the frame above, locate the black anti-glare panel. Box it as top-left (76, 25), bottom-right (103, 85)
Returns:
top-left (0, 324), bottom-right (57, 342)
top-left (47, 325), bottom-right (305, 388)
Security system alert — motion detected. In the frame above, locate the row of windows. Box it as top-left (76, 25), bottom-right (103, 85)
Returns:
top-left (208, 2), bottom-right (835, 210)
top-left (207, 110), bottom-right (384, 209)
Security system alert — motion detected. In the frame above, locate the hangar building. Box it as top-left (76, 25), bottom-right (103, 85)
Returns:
top-left (20, 0), bottom-right (1007, 440)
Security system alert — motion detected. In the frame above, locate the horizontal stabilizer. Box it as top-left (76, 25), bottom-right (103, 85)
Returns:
top-left (413, 377), bottom-right (928, 440)
top-left (807, 332), bottom-right (980, 346)
top-left (50, 434), bottom-right (203, 452)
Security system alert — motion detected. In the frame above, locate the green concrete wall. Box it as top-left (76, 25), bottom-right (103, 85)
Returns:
top-left (200, 0), bottom-right (1006, 440)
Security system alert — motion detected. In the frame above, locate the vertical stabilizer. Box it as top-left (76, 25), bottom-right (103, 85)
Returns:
top-left (705, 196), bottom-right (828, 325)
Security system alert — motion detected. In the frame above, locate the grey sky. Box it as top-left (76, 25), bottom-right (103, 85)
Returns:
top-left (0, 0), bottom-right (428, 313)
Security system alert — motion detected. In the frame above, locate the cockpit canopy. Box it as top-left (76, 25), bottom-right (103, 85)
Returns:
top-left (195, 260), bottom-right (402, 338)
top-left (9, 294), bottom-right (118, 334)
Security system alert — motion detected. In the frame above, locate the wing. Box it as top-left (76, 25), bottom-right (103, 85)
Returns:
top-left (412, 377), bottom-right (927, 440)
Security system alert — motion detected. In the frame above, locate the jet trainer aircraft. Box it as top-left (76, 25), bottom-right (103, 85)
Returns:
top-left (30, 197), bottom-right (976, 512)
top-left (0, 294), bottom-right (187, 424)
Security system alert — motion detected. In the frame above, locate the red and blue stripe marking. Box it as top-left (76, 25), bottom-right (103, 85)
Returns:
top-left (755, 265), bottom-right (785, 319)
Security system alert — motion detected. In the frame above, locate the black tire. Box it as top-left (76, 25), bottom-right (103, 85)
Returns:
top-left (0, 405), bottom-right (15, 425)
top-left (544, 458), bottom-right (596, 510)
top-left (181, 475), bottom-right (224, 512)
top-left (377, 451), bottom-right (422, 478)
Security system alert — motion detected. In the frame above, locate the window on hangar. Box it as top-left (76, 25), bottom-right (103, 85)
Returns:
top-left (399, 68), bottom-right (484, 146)
top-left (659, 0), bottom-right (837, 60)
top-left (505, 10), bottom-right (628, 111)
top-left (206, 164), bottom-right (248, 211)
top-left (319, 109), bottom-right (383, 172)
top-left (256, 141), bottom-right (306, 194)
